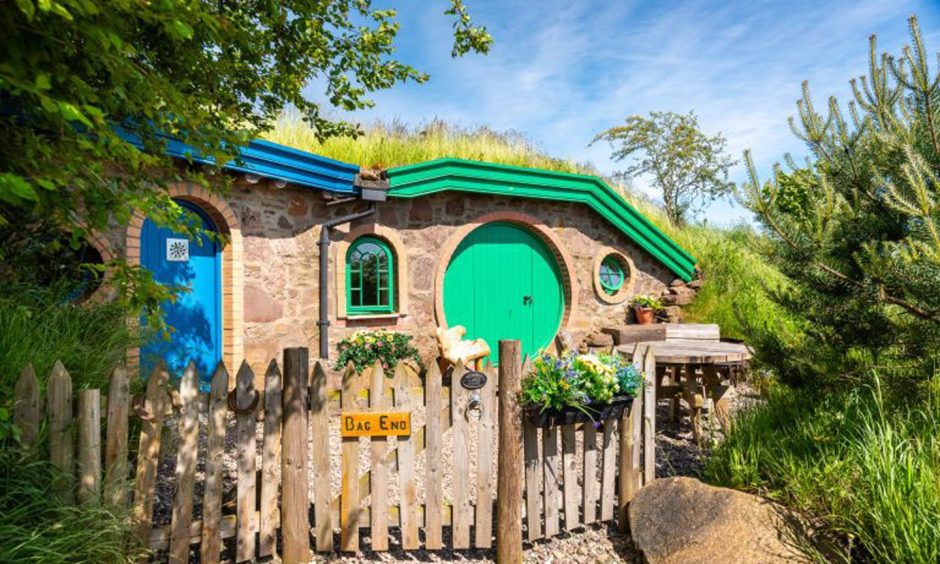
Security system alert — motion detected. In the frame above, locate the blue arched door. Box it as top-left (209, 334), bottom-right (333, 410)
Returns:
top-left (140, 200), bottom-right (222, 384)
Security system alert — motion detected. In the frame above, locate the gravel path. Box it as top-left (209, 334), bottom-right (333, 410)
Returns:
top-left (150, 382), bottom-right (758, 563)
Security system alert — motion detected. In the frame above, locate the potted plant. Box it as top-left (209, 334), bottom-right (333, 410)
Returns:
top-left (333, 329), bottom-right (423, 376)
top-left (521, 351), bottom-right (643, 428)
top-left (631, 295), bottom-right (662, 325)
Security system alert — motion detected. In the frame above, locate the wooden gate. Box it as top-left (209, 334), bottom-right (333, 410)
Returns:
top-left (11, 344), bottom-right (656, 562)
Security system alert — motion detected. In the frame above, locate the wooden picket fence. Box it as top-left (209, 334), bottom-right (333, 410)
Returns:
top-left (11, 344), bottom-right (657, 562)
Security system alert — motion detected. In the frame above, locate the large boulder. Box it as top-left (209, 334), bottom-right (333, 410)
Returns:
top-left (630, 477), bottom-right (812, 563)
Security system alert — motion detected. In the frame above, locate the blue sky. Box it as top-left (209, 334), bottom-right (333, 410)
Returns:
top-left (307, 0), bottom-right (940, 224)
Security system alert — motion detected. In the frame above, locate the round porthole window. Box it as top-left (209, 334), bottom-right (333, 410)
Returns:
top-left (599, 256), bottom-right (625, 295)
top-left (593, 249), bottom-right (635, 304)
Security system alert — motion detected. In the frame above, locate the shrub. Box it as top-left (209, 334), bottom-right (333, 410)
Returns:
top-left (333, 329), bottom-right (422, 373)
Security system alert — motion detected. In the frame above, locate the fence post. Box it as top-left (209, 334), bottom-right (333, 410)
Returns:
top-left (281, 348), bottom-right (310, 563)
top-left (497, 340), bottom-right (523, 563)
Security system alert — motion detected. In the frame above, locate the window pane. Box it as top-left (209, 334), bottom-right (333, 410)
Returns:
top-left (350, 289), bottom-right (361, 306)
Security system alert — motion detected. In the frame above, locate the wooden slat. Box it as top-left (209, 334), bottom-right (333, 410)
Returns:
top-left (13, 364), bottom-right (40, 448)
top-left (395, 363), bottom-right (419, 550)
top-left (474, 364), bottom-right (497, 548)
top-left (170, 362), bottom-right (200, 564)
top-left (424, 362), bottom-right (444, 550)
top-left (201, 362), bottom-right (229, 564)
top-left (48, 360), bottom-right (74, 502)
top-left (523, 420), bottom-right (542, 541)
top-left (369, 361), bottom-right (389, 551)
top-left (582, 424), bottom-right (598, 525)
top-left (104, 365), bottom-right (129, 507)
top-left (281, 351), bottom-right (309, 563)
top-left (235, 361), bottom-right (258, 563)
top-left (77, 389), bottom-right (101, 505)
top-left (340, 363), bottom-right (364, 552)
top-left (562, 423), bottom-right (578, 531)
top-left (643, 347), bottom-right (656, 485)
top-left (542, 425), bottom-right (560, 537)
top-left (150, 504), bottom-right (459, 552)
top-left (599, 419), bottom-right (616, 521)
top-left (310, 361), bottom-right (332, 553)
top-left (665, 323), bottom-right (720, 341)
top-left (132, 363), bottom-right (169, 551)
top-left (631, 388), bottom-right (643, 492)
top-left (450, 364), bottom-right (471, 549)
top-left (260, 360), bottom-right (283, 558)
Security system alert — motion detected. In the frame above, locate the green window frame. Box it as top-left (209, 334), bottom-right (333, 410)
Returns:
top-left (346, 236), bottom-right (395, 315)
top-left (599, 255), bottom-right (625, 295)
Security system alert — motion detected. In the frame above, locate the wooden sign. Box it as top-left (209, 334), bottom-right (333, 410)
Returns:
top-left (340, 411), bottom-right (411, 437)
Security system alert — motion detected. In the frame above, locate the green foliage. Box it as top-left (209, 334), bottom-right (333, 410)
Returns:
top-left (521, 351), bottom-right (642, 413)
top-left (631, 294), bottom-right (663, 309)
top-left (0, 0), bottom-right (490, 321)
top-left (0, 449), bottom-right (143, 563)
top-left (265, 114), bottom-right (592, 173)
top-left (593, 111), bottom-right (736, 225)
top-left (705, 376), bottom-right (940, 562)
top-left (0, 282), bottom-right (138, 397)
top-left (739, 16), bottom-right (940, 382)
top-left (333, 329), bottom-right (422, 373)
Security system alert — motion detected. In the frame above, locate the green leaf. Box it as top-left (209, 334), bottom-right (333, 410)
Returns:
top-left (15, 0), bottom-right (35, 19)
top-left (56, 101), bottom-right (92, 127)
top-left (166, 20), bottom-right (194, 39)
top-left (35, 73), bottom-right (51, 91)
top-left (0, 173), bottom-right (39, 203)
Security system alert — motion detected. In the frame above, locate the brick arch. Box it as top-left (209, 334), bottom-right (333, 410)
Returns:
top-left (124, 183), bottom-right (244, 373)
top-left (334, 223), bottom-right (410, 325)
top-left (433, 210), bottom-right (579, 334)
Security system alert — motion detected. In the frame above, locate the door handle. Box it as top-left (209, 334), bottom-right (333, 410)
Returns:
top-left (523, 295), bottom-right (533, 305)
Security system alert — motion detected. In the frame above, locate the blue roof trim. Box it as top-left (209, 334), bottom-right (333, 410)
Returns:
top-left (118, 127), bottom-right (359, 194)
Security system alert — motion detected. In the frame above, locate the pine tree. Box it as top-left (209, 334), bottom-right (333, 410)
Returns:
top-left (739, 15), bottom-right (940, 380)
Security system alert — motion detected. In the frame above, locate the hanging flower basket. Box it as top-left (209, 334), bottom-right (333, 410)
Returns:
top-left (524, 395), bottom-right (635, 428)
top-left (520, 351), bottom-right (642, 429)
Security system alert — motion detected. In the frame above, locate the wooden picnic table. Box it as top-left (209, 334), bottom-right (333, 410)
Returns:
top-left (616, 340), bottom-right (752, 444)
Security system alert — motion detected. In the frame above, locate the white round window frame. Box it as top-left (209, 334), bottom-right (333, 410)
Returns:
top-left (593, 248), bottom-right (636, 305)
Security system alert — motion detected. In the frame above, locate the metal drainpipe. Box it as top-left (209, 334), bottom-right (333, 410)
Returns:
top-left (318, 203), bottom-right (376, 359)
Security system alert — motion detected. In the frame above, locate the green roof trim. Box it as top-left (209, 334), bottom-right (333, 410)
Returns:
top-left (385, 158), bottom-right (697, 281)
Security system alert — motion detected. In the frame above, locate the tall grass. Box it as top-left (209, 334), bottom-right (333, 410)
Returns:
top-left (265, 111), bottom-right (593, 174)
top-left (0, 284), bottom-right (140, 562)
top-left (0, 449), bottom-right (142, 563)
top-left (705, 377), bottom-right (940, 562)
top-left (0, 283), bottom-right (137, 395)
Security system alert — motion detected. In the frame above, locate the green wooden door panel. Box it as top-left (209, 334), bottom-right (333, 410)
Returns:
top-left (443, 222), bottom-right (564, 364)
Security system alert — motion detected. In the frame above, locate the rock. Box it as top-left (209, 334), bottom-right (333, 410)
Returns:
top-left (408, 198), bottom-right (433, 223)
top-left (630, 477), bottom-right (813, 564)
top-left (662, 305), bottom-right (683, 323)
top-left (585, 331), bottom-right (614, 348)
top-left (287, 196), bottom-right (308, 217)
top-left (670, 278), bottom-right (685, 288)
top-left (688, 277), bottom-right (704, 289)
top-left (244, 284), bottom-right (283, 323)
top-left (667, 286), bottom-right (696, 306)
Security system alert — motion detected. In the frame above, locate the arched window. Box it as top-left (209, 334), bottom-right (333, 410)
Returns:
top-left (346, 236), bottom-right (395, 315)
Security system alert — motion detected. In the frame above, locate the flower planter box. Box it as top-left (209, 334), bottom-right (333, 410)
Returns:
top-left (523, 395), bottom-right (635, 428)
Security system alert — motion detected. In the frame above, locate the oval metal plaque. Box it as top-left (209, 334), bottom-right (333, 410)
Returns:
top-left (460, 370), bottom-right (487, 390)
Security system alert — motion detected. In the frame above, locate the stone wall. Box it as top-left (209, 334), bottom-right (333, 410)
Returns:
top-left (110, 179), bottom-right (690, 378)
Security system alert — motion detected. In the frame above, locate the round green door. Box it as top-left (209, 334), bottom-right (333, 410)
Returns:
top-left (443, 222), bottom-right (564, 364)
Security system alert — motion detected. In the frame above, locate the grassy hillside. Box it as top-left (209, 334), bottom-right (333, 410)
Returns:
top-left (265, 113), bottom-right (798, 351)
